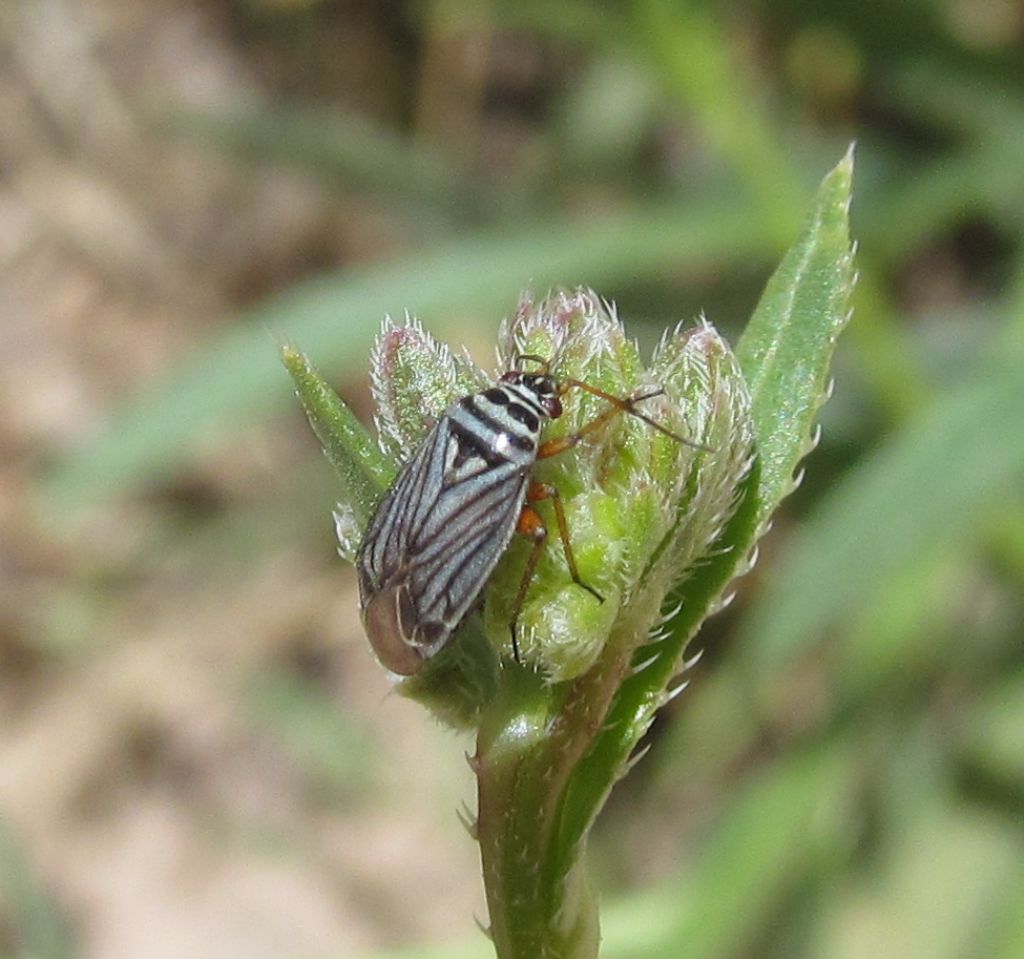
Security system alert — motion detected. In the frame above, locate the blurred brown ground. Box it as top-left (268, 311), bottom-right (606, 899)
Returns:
top-left (0, 2), bottom-right (488, 955)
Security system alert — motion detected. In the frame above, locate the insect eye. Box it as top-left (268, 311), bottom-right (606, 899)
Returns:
top-left (543, 395), bottom-right (563, 418)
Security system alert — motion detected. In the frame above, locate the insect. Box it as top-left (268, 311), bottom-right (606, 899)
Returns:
top-left (356, 354), bottom-right (688, 675)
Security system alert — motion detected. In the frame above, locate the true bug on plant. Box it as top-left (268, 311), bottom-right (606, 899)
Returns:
top-left (355, 353), bottom-right (696, 675)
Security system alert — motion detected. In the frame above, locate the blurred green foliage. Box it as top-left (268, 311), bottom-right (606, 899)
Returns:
top-left (36, 0), bottom-right (1024, 956)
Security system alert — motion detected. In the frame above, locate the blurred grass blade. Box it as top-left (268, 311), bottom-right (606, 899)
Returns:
top-left (887, 61), bottom-right (1024, 144)
top-left (632, 0), bottom-right (805, 238)
top-left (638, 745), bottom-right (852, 959)
top-left (742, 356), bottom-right (1024, 666)
top-left (156, 103), bottom-right (489, 220)
top-left (281, 345), bottom-right (393, 526)
top-left (861, 146), bottom-right (1016, 262)
top-left (960, 673), bottom-right (1024, 788)
top-left (737, 144), bottom-right (856, 523)
top-left (837, 551), bottom-right (963, 701)
top-left (41, 193), bottom-right (774, 514)
top-left (41, 300), bottom-right (377, 516)
top-left (815, 805), bottom-right (1023, 959)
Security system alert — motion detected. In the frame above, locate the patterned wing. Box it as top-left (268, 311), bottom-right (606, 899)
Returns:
top-left (356, 411), bottom-right (529, 673)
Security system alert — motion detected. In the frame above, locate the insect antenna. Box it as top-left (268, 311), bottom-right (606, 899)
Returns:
top-left (552, 378), bottom-right (716, 454)
top-left (619, 388), bottom-right (715, 452)
top-left (511, 353), bottom-right (550, 373)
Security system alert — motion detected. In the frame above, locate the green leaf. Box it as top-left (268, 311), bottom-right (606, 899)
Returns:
top-left (737, 143), bottom-right (857, 524)
top-left (551, 147), bottom-right (856, 869)
top-left (281, 346), bottom-right (393, 527)
top-left (41, 193), bottom-right (774, 514)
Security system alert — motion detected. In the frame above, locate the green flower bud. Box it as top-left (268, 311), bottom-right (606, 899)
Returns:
top-left (647, 318), bottom-right (756, 604)
top-left (370, 314), bottom-right (487, 459)
top-left (482, 291), bottom-right (752, 681)
top-left (312, 289), bottom-right (753, 702)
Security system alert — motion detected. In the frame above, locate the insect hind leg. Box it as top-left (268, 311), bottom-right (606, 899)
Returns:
top-left (508, 482), bottom-right (603, 664)
top-left (532, 482), bottom-right (603, 604)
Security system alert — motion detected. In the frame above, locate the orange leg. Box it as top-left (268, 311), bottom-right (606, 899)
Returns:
top-left (537, 381), bottom-right (700, 459)
top-left (508, 482), bottom-right (604, 663)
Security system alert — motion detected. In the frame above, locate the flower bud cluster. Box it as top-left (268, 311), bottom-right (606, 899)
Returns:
top-left (359, 289), bottom-right (753, 683)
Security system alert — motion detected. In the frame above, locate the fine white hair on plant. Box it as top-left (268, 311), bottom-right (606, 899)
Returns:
top-left (370, 313), bottom-right (488, 459)
top-left (333, 503), bottom-right (361, 563)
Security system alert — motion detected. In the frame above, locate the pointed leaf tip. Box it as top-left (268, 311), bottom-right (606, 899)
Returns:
top-left (737, 147), bottom-right (856, 523)
top-left (281, 345), bottom-right (394, 529)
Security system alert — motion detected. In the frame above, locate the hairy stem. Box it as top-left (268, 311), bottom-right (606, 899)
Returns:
top-left (475, 616), bottom-right (648, 958)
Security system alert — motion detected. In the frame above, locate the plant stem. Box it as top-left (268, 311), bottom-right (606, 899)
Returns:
top-left (475, 637), bottom-right (640, 958)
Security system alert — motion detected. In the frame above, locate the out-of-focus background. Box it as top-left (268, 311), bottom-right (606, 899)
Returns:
top-left (2, 1), bottom-right (1023, 957)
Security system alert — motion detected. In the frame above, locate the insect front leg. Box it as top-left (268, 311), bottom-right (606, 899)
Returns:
top-left (508, 481), bottom-right (604, 663)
